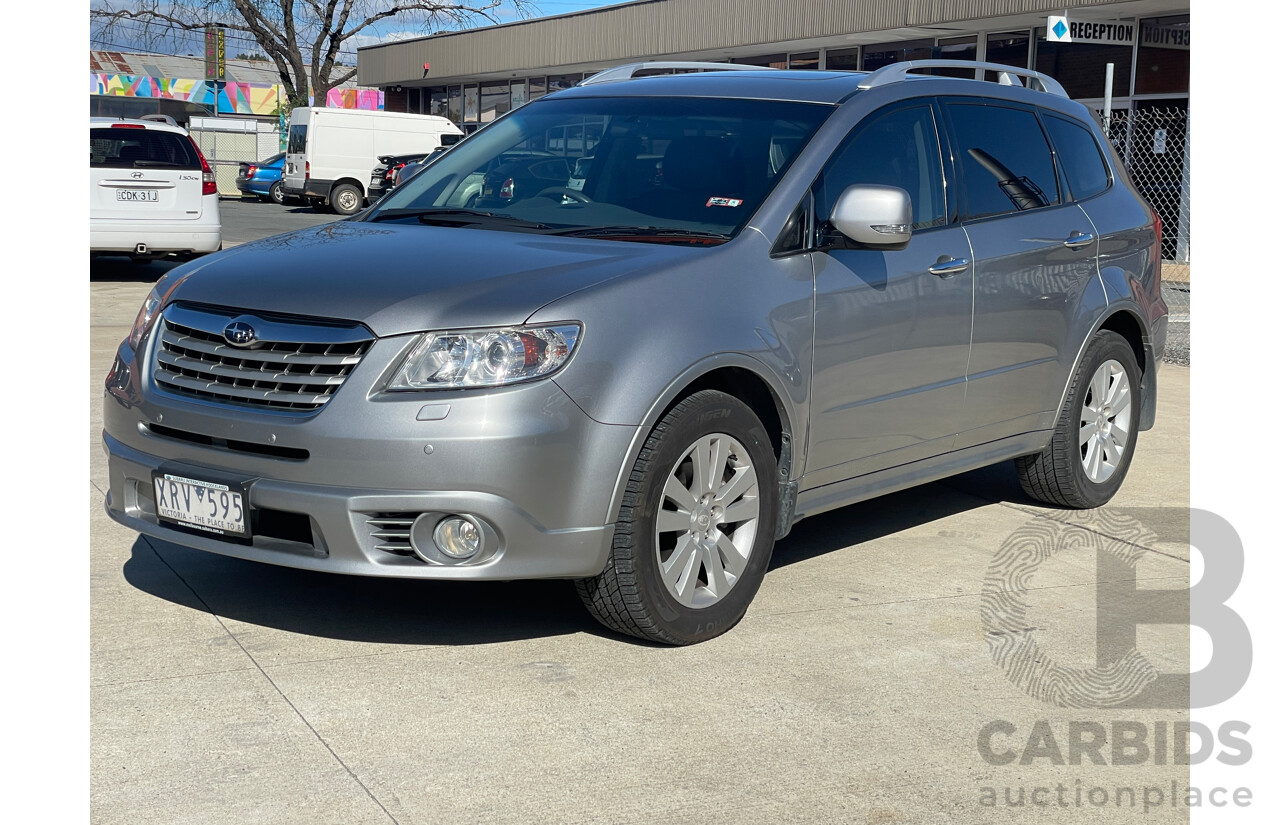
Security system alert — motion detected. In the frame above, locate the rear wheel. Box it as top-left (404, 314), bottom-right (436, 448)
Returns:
top-left (268, 181), bottom-right (285, 205)
top-left (576, 390), bottom-right (778, 645)
top-left (1015, 330), bottom-right (1141, 508)
top-left (330, 183), bottom-right (364, 216)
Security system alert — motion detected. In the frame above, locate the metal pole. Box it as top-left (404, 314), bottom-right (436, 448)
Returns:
top-left (1103, 62), bottom-right (1114, 135)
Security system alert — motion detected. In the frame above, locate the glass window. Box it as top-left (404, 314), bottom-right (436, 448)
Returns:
top-left (985, 31), bottom-right (1030, 73)
top-left (463, 85), bottom-right (479, 122)
top-left (428, 88), bottom-right (448, 119)
top-left (91, 128), bottom-right (201, 169)
top-left (789, 52), bottom-right (819, 70)
top-left (548, 74), bottom-right (581, 93)
top-left (1044, 114), bottom-right (1111, 201)
top-left (732, 53), bottom-right (787, 69)
top-left (825, 47), bottom-right (859, 71)
top-left (480, 81), bottom-right (510, 123)
top-left (286, 124), bottom-right (307, 154)
top-left (862, 38), bottom-right (934, 72)
top-left (376, 96), bottom-right (832, 240)
top-left (511, 81), bottom-right (528, 109)
top-left (529, 77), bottom-right (547, 100)
top-left (1135, 14), bottom-right (1189, 95)
top-left (947, 103), bottom-right (1060, 219)
top-left (814, 105), bottom-right (948, 230)
top-left (447, 86), bottom-right (462, 123)
top-left (406, 88), bottom-right (422, 114)
top-left (932, 36), bottom-right (976, 78)
top-left (1034, 29), bottom-right (1134, 100)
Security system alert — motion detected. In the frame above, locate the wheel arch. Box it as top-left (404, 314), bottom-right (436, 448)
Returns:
top-left (602, 357), bottom-right (796, 530)
top-left (1054, 304), bottom-right (1157, 432)
top-left (328, 177), bottom-right (365, 198)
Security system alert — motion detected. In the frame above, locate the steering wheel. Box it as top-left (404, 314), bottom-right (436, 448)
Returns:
top-left (536, 186), bottom-right (593, 204)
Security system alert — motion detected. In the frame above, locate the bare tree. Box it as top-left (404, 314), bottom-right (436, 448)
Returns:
top-left (91, 1), bottom-right (534, 109)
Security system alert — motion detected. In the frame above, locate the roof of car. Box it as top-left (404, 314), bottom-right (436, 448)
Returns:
top-left (89, 116), bottom-right (188, 134)
top-left (550, 64), bottom-right (1068, 106)
top-left (552, 69), bottom-right (869, 105)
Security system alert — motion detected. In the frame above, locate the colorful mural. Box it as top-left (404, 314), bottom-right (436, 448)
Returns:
top-left (90, 73), bottom-right (383, 115)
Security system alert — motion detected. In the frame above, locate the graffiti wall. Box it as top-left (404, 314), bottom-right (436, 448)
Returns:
top-left (90, 74), bottom-right (383, 115)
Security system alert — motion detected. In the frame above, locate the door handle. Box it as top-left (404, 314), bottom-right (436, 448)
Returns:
top-left (1063, 231), bottom-right (1095, 249)
top-left (928, 257), bottom-right (969, 278)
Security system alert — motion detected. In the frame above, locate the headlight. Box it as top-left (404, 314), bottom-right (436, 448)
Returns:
top-left (127, 274), bottom-right (188, 350)
top-left (128, 287), bottom-right (162, 350)
top-left (388, 324), bottom-right (581, 390)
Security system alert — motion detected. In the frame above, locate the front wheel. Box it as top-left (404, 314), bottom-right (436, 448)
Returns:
top-left (1015, 330), bottom-right (1141, 508)
top-left (576, 390), bottom-right (778, 645)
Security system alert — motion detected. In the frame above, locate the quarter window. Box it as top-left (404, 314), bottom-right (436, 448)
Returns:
top-left (947, 103), bottom-right (1060, 219)
top-left (815, 105), bottom-right (948, 231)
top-left (1044, 114), bottom-right (1111, 201)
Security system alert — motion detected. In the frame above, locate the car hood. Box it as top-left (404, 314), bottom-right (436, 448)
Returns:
top-left (168, 221), bottom-right (702, 337)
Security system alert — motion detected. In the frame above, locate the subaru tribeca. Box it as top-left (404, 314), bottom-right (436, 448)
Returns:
top-left (103, 61), bottom-right (1167, 644)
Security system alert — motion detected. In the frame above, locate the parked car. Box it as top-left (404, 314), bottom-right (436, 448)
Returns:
top-left (236, 153), bottom-right (288, 204)
top-left (90, 116), bottom-right (221, 261)
top-left (371, 137), bottom-right (462, 202)
top-left (103, 61), bottom-right (1167, 645)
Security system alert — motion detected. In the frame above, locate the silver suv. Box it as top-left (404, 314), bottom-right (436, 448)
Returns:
top-left (103, 61), bottom-right (1168, 645)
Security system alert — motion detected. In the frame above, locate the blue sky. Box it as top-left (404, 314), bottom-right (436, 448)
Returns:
top-left (89, 1), bottom-right (625, 59)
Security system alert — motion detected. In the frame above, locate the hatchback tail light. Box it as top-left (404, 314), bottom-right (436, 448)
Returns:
top-left (499, 178), bottom-right (515, 199)
top-left (188, 138), bottom-right (218, 196)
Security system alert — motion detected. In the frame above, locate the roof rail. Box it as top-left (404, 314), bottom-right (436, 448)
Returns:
top-left (857, 60), bottom-right (1068, 98)
top-left (578, 61), bottom-right (770, 86)
top-left (138, 113), bottom-right (180, 127)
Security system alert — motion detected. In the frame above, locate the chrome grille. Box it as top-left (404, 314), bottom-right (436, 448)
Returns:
top-left (367, 513), bottom-right (417, 556)
top-left (152, 304), bottom-right (373, 412)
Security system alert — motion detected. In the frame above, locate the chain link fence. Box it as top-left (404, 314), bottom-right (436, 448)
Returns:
top-left (1102, 106), bottom-right (1190, 364)
top-left (189, 117), bottom-right (283, 197)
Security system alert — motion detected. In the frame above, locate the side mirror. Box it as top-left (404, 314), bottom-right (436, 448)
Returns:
top-left (828, 184), bottom-right (913, 248)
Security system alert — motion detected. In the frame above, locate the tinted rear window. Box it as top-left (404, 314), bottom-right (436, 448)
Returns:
top-left (1044, 114), bottom-right (1111, 201)
top-left (288, 125), bottom-right (307, 153)
top-left (947, 103), bottom-right (1061, 220)
top-left (90, 128), bottom-right (200, 170)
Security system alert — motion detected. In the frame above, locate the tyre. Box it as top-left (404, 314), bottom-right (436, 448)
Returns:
top-left (1015, 330), bottom-right (1141, 509)
top-left (576, 390), bottom-right (778, 645)
top-left (330, 183), bottom-right (364, 216)
top-left (268, 181), bottom-right (285, 205)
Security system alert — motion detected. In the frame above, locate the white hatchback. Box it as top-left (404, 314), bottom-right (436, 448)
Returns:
top-left (90, 117), bottom-right (222, 260)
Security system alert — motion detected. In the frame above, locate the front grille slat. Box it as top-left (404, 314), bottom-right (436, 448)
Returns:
top-left (152, 308), bottom-right (373, 413)
top-left (368, 514), bottom-right (417, 556)
top-left (155, 350), bottom-right (349, 388)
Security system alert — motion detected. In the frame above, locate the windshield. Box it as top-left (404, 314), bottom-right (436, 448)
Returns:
top-left (365, 95), bottom-right (832, 242)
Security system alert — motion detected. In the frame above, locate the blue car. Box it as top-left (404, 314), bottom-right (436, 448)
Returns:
top-left (235, 153), bottom-right (287, 204)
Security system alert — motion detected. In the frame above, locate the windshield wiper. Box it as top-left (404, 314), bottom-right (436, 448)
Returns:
top-left (548, 225), bottom-right (731, 243)
top-left (368, 207), bottom-right (548, 229)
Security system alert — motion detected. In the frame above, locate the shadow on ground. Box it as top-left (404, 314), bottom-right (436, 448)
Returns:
top-left (122, 460), bottom-right (1045, 647)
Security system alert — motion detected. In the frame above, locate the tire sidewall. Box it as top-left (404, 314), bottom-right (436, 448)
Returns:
top-left (626, 394), bottom-right (778, 642)
top-left (1063, 332), bottom-right (1142, 507)
top-left (269, 181), bottom-right (284, 205)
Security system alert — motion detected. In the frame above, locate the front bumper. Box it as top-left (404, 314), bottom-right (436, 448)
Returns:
top-left (102, 329), bottom-right (634, 580)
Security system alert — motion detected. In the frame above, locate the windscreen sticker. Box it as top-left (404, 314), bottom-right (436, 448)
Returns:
top-left (706, 197), bottom-right (744, 208)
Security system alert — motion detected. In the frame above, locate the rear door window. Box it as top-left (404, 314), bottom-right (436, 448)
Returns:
top-left (1044, 114), bottom-right (1111, 201)
top-left (90, 128), bottom-right (200, 170)
top-left (288, 124), bottom-right (308, 153)
top-left (945, 102), bottom-right (1061, 220)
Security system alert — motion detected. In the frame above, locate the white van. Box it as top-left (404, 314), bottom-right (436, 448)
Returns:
top-left (283, 108), bottom-right (463, 215)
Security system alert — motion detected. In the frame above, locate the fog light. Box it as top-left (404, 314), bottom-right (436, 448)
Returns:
top-left (434, 516), bottom-right (483, 559)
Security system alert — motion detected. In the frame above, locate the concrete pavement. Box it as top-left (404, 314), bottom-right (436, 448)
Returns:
top-left (91, 272), bottom-right (1192, 824)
